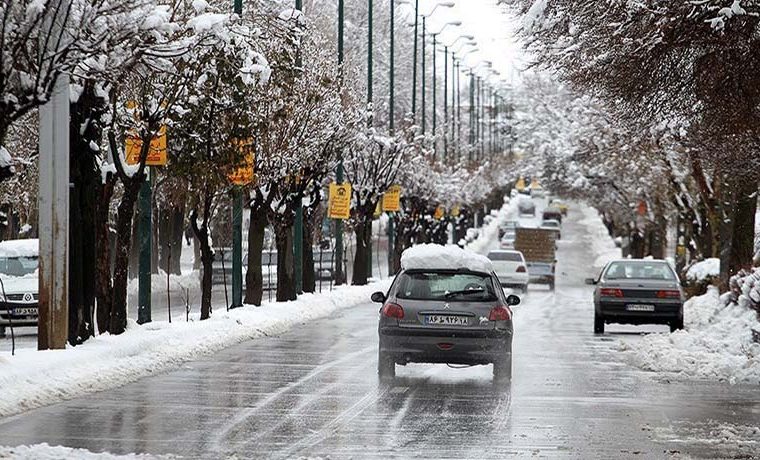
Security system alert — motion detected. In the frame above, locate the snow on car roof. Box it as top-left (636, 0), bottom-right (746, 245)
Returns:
top-left (0, 239), bottom-right (39, 258)
top-left (400, 244), bottom-right (494, 273)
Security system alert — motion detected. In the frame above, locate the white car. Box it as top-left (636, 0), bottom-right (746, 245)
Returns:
top-left (487, 250), bottom-right (529, 292)
top-left (500, 229), bottom-right (516, 249)
top-left (0, 239), bottom-right (39, 336)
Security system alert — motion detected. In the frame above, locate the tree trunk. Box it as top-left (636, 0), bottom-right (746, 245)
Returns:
top-left (302, 211), bottom-right (316, 293)
top-left (352, 208), bottom-right (373, 285)
top-left (95, 175), bottom-right (116, 334)
top-left (169, 204), bottom-right (184, 275)
top-left (193, 233), bottom-right (202, 270)
top-left (151, 199), bottom-right (159, 275)
top-left (244, 202), bottom-right (267, 306)
top-left (158, 203), bottom-right (184, 275)
top-left (111, 180), bottom-right (142, 335)
top-left (729, 180), bottom-right (758, 276)
top-left (128, 211), bottom-right (140, 279)
top-left (191, 197), bottom-right (214, 320)
top-left (275, 222), bottom-right (296, 302)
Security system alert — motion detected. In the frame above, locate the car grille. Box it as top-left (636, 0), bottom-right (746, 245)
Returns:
top-left (4, 293), bottom-right (39, 301)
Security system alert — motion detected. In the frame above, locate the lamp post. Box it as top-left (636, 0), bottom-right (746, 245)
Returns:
top-left (420, 3), bottom-right (456, 135)
top-left (388, 0), bottom-right (395, 276)
top-left (411, 0), bottom-right (419, 120)
top-left (335, 0), bottom-right (346, 286)
top-left (293, 0), bottom-right (304, 295)
top-left (429, 28), bottom-right (464, 154)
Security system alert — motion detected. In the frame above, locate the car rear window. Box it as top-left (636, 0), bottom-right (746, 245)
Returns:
top-left (395, 271), bottom-right (498, 301)
top-left (604, 262), bottom-right (676, 281)
top-left (487, 251), bottom-right (522, 262)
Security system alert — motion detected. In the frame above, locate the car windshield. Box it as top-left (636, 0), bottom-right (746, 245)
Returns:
top-left (396, 271), bottom-right (497, 301)
top-left (604, 261), bottom-right (676, 281)
top-left (487, 251), bottom-right (522, 262)
top-left (0, 256), bottom-right (39, 277)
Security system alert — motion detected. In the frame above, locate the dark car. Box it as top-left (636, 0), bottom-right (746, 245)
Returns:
top-left (586, 259), bottom-right (684, 334)
top-left (372, 268), bottom-right (520, 382)
top-left (542, 207), bottom-right (563, 224)
top-left (518, 200), bottom-right (536, 217)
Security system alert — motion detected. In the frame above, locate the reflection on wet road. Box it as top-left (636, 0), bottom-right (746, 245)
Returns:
top-left (0, 207), bottom-right (758, 459)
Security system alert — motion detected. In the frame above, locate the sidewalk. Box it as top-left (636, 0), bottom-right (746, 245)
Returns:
top-left (0, 279), bottom-right (390, 418)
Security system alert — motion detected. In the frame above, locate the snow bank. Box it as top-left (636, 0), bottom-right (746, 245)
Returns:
top-left (465, 198), bottom-right (519, 255)
top-left (0, 280), bottom-right (390, 417)
top-left (686, 258), bottom-right (720, 282)
top-left (0, 443), bottom-right (162, 459)
top-left (623, 287), bottom-right (760, 384)
top-left (578, 207), bottom-right (620, 267)
top-left (400, 244), bottom-right (493, 273)
top-left (0, 239), bottom-right (38, 258)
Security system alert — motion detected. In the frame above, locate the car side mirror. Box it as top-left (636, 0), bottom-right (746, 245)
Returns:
top-left (506, 294), bottom-right (521, 306)
top-left (371, 291), bottom-right (386, 303)
top-left (584, 278), bottom-right (597, 285)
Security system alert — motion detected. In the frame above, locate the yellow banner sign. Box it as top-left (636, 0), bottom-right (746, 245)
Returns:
top-left (434, 205), bottom-right (445, 220)
top-left (451, 205), bottom-right (460, 217)
top-left (229, 138), bottom-right (255, 185)
top-left (126, 126), bottom-right (167, 166)
top-left (328, 182), bottom-right (352, 219)
top-left (382, 185), bottom-right (401, 212)
top-left (515, 177), bottom-right (525, 191)
top-left (373, 200), bottom-right (382, 218)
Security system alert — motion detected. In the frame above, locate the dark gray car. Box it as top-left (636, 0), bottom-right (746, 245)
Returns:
top-left (586, 259), bottom-right (684, 334)
top-left (372, 268), bottom-right (520, 382)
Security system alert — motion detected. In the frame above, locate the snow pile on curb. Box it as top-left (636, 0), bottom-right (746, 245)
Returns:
top-left (622, 287), bottom-right (760, 384)
top-left (578, 206), bottom-right (620, 267)
top-left (465, 199), bottom-right (518, 255)
top-left (0, 280), bottom-right (390, 418)
top-left (686, 258), bottom-right (720, 283)
top-left (401, 244), bottom-right (493, 272)
top-left (127, 270), bottom-right (201, 297)
top-left (0, 443), bottom-right (165, 459)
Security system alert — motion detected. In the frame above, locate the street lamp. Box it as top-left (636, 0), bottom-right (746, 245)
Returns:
top-left (424, 20), bottom-right (460, 137)
top-left (433, 34), bottom-right (471, 138)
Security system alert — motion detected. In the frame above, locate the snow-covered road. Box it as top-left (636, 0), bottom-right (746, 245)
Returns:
top-left (0, 204), bottom-right (758, 459)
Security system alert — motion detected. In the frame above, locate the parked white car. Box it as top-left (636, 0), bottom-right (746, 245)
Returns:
top-left (487, 250), bottom-right (529, 292)
top-left (0, 239), bottom-right (39, 336)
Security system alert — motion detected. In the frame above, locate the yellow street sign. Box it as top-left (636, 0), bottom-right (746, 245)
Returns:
top-left (530, 178), bottom-right (541, 189)
top-left (373, 200), bottom-right (382, 218)
top-left (382, 185), bottom-right (401, 212)
top-left (126, 126), bottom-right (167, 166)
top-left (328, 182), bottom-right (352, 219)
top-left (434, 205), bottom-right (445, 220)
top-left (451, 205), bottom-right (460, 217)
top-left (229, 138), bottom-right (255, 185)
top-left (515, 177), bottom-right (525, 191)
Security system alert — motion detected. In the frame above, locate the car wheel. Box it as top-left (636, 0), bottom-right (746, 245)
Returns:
top-left (670, 319), bottom-right (684, 332)
top-left (493, 355), bottom-right (512, 382)
top-left (594, 313), bottom-right (605, 334)
top-left (378, 350), bottom-right (395, 379)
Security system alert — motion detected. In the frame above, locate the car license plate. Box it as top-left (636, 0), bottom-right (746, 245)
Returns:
top-left (11, 307), bottom-right (37, 316)
top-left (425, 315), bottom-right (469, 326)
top-left (626, 304), bottom-right (655, 312)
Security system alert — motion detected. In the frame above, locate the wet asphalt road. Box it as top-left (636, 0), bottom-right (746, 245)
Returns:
top-left (1, 207), bottom-right (759, 459)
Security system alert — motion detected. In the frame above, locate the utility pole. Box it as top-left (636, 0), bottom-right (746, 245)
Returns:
top-left (411, 0), bottom-right (419, 119)
top-left (367, 0), bottom-right (373, 278)
top-left (335, 0), bottom-right (346, 285)
top-left (421, 16), bottom-right (426, 134)
top-left (230, 0), bottom-right (245, 306)
top-left (293, 0), bottom-right (304, 294)
top-left (137, 170), bottom-right (152, 323)
top-left (443, 45), bottom-right (448, 161)
top-left (38, 0), bottom-right (70, 349)
top-left (388, 0), bottom-right (395, 277)
top-left (432, 34), bottom-right (437, 143)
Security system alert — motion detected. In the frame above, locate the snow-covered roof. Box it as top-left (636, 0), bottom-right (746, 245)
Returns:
top-left (400, 244), bottom-right (494, 273)
top-left (0, 239), bottom-right (39, 258)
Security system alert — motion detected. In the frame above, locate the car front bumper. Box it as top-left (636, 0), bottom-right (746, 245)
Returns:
top-left (0, 303), bottom-right (39, 327)
top-left (379, 326), bottom-right (512, 365)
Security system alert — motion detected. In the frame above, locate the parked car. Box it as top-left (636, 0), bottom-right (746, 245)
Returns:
top-left (487, 250), bottom-right (529, 292)
top-left (498, 220), bottom-right (518, 239)
top-left (0, 239), bottom-right (39, 336)
top-left (499, 229), bottom-right (516, 249)
top-left (373, 245), bottom-right (520, 382)
top-left (542, 207), bottom-right (563, 224)
top-left (540, 219), bottom-right (561, 239)
top-left (586, 259), bottom-right (684, 334)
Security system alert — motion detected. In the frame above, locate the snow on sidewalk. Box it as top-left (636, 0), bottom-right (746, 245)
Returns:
top-left (0, 280), bottom-right (390, 418)
top-left (465, 198), bottom-right (518, 255)
top-left (621, 287), bottom-right (760, 384)
top-left (0, 443), bottom-right (166, 459)
top-left (578, 206), bottom-right (621, 268)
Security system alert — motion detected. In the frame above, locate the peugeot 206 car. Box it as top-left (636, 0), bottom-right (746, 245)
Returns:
top-left (586, 259), bottom-right (684, 334)
top-left (372, 244), bottom-right (520, 382)
top-left (0, 239), bottom-right (40, 337)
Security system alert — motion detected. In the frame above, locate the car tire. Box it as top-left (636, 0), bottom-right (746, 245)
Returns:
top-left (670, 319), bottom-right (684, 333)
top-left (594, 313), bottom-right (605, 334)
top-left (378, 350), bottom-right (395, 379)
top-left (493, 355), bottom-right (512, 382)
